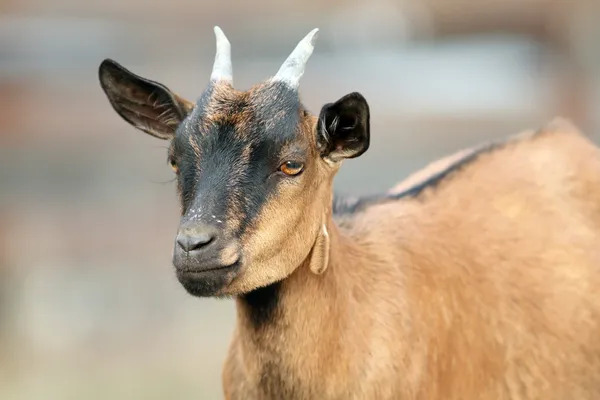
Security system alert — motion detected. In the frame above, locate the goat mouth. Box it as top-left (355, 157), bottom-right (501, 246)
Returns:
top-left (175, 261), bottom-right (241, 297)
top-left (178, 261), bottom-right (240, 276)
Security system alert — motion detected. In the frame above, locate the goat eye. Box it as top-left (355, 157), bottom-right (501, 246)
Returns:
top-left (279, 161), bottom-right (304, 176)
top-left (169, 159), bottom-right (179, 174)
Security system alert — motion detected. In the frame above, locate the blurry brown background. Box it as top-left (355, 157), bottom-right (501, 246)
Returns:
top-left (1, 0), bottom-right (600, 399)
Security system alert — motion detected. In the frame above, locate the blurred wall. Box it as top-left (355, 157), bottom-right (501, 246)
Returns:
top-left (1, 0), bottom-right (600, 399)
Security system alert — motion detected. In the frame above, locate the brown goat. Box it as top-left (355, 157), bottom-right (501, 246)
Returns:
top-left (98, 27), bottom-right (600, 399)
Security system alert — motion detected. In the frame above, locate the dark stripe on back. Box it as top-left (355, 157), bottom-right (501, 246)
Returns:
top-left (333, 141), bottom-right (502, 215)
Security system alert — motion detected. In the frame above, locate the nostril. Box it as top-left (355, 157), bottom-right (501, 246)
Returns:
top-left (176, 232), bottom-right (214, 252)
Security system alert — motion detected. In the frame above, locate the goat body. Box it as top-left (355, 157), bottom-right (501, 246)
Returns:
top-left (223, 120), bottom-right (600, 400)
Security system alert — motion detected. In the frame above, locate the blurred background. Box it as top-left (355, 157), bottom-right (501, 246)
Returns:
top-left (1, 0), bottom-right (600, 398)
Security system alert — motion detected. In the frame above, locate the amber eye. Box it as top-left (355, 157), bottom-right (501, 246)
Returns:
top-left (169, 159), bottom-right (179, 174)
top-left (279, 161), bottom-right (304, 176)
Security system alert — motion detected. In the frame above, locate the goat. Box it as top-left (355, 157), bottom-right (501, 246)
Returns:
top-left (98, 27), bottom-right (600, 400)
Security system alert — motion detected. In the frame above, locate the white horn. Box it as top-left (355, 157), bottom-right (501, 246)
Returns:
top-left (272, 28), bottom-right (319, 88)
top-left (210, 26), bottom-right (233, 84)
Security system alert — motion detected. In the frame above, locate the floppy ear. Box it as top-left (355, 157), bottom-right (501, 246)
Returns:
top-left (316, 92), bottom-right (370, 162)
top-left (98, 59), bottom-right (194, 140)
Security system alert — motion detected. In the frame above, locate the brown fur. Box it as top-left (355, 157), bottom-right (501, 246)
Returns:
top-left (223, 119), bottom-right (600, 399)
top-left (202, 84), bottom-right (253, 132)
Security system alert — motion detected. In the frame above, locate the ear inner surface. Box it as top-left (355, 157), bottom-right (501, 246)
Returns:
top-left (316, 92), bottom-right (370, 162)
top-left (98, 59), bottom-right (192, 140)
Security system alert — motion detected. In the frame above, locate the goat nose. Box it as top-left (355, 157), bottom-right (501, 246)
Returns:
top-left (176, 232), bottom-right (214, 252)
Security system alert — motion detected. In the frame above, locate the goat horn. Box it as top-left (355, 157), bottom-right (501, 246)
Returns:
top-left (210, 26), bottom-right (233, 84)
top-left (272, 28), bottom-right (319, 88)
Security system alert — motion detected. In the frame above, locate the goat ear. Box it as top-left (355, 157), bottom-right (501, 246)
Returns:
top-left (98, 59), bottom-right (193, 140)
top-left (316, 92), bottom-right (370, 162)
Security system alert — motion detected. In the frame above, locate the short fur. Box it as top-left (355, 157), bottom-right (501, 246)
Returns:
top-left (223, 119), bottom-right (600, 400)
top-left (99, 48), bottom-right (600, 399)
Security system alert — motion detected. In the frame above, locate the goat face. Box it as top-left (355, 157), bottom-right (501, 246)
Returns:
top-left (98, 28), bottom-right (370, 296)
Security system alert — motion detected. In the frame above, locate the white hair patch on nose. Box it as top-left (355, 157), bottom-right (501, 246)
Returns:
top-left (185, 206), bottom-right (206, 222)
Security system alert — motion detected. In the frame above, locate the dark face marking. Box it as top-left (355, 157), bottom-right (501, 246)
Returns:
top-left (169, 82), bottom-right (312, 296)
top-left (174, 82), bottom-right (306, 228)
